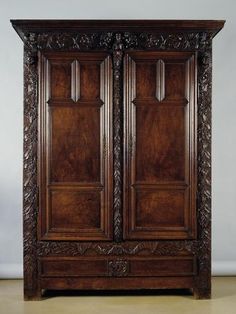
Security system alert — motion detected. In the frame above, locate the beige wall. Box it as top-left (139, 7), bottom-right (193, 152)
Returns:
top-left (0, 0), bottom-right (235, 277)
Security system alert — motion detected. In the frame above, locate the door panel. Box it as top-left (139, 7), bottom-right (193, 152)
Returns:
top-left (50, 106), bottom-right (101, 183)
top-left (135, 106), bottom-right (186, 182)
top-left (39, 52), bottom-right (113, 240)
top-left (124, 51), bottom-right (196, 239)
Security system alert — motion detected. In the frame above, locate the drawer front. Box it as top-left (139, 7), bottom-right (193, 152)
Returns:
top-left (40, 256), bottom-right (196, 277)
top-left (40, 258), bottom-right (108, 277)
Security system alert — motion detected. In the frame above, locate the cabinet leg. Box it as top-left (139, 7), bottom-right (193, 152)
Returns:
top-left (24, 288), bottom-right (43, 301)
top-left (193, 287), bottom-right (211, 299)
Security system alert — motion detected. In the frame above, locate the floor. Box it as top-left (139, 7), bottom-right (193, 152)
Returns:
top-left (0, 278), bottom-right (236, 314)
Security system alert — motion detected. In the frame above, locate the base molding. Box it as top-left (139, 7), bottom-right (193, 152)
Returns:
top-left (1, 261), bottom-right (236, 278)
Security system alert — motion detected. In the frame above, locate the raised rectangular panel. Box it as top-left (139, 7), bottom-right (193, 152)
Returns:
top-left (126, 186), bottom-right (191, 239)
top-left (135, 188), bottom-right (186, 229)
top-left (49, 190), bottom-right (101, 231)
top-left (80, 62), bottom-right (101, 100)
top-left (50, 106), bottom-right (101, 183)
top-left (135, 106), bottom-right (186, 182)
top-left (165, 62), bottom-right (187, 101)
top-left (136, 62), bottom-right (157, 99)
top-left (49, 61), bottom-right (72, 100)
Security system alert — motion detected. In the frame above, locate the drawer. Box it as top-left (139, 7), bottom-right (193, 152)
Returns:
top-left (40, 258), bottom-right (108, 277)
top-left (129, 257), bottom-right (196, 276)
top-left (40, 256), bottom-right (196, 277)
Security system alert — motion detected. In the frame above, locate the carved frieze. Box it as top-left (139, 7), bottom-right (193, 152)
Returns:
top-left (22, 31), bottom-right (213, 52)
top-left (37, 240), bottom-right (198, 256)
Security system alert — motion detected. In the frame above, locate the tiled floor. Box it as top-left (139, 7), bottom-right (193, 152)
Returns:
top-left (0, 277), bottom-right (236, 314)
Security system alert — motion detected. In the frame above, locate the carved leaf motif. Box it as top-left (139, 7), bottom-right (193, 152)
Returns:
top-left (195, 48), bottom-right (212, 298)
top-left (37, 240), bottom-right (197, 256)
top-left (123, 32), bottom-right (213, 51)
top-left (35, 32), bottom-right (114, 50)
top-left (23, 46), bottom-right (38, 295)
top-left (23, 31), bottom-right (212, 52)
top-left (113, 33), bottom-right (124, 243)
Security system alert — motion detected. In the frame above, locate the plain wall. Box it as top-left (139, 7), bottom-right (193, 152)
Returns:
top-left (0, 0), bottom-right (235, 278)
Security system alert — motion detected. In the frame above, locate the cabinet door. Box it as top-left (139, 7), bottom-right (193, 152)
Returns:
top-left (39, 52), bottom-right (113, 241)
top-left (124, 51), bottom-right (196, 239)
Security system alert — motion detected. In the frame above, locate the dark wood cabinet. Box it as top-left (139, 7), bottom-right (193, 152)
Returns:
top-left (11, 19), bottom-right (224, 300)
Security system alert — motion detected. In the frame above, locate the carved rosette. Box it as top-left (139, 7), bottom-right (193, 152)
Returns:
top-left (23, 45), bottom-right (39, 297)
top-left (108, 259), bottom-right (129, 277)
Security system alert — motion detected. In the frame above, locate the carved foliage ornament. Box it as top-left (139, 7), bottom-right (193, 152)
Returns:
top-left (23, 46), bottom-right (38, 295)
top-left (37, 240), bottom-right (198, 257)
top-left (23, 31), bottom-right (213, 51)
top-left (113, 33), bottom-right (124, 242)
top-left (195, 48), bottom-right (212, 297)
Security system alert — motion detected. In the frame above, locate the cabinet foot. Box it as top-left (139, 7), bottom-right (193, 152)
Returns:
top-left (24, 289), bottom-right (43, 301)
top-left (193, 288), bottom-right (211, 299)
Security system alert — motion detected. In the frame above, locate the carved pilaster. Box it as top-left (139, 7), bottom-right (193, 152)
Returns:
top-left (194, 47), bottom-right (212, 299)
top-left (113, 34), bottom-right (124, 242)
top-left (23, 45), bottom-right (40, 299)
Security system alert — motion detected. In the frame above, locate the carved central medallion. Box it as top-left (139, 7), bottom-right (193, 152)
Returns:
top-left (108, 259), bottom-right (129, 277)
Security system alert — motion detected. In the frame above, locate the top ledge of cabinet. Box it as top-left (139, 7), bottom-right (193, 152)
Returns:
top-left (11, 19), bottom-right (225, 39)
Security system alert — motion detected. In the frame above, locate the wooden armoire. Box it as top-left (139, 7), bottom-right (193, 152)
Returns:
top-left (11, 20), bottom-right (224, 300)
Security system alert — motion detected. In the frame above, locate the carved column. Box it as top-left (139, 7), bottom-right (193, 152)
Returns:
top-left (112, 33), bottom-right (124, 242)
